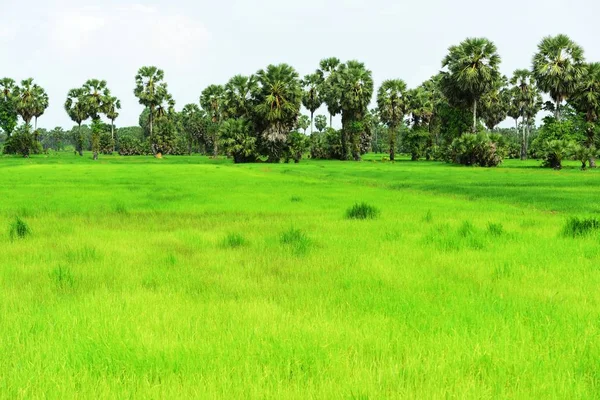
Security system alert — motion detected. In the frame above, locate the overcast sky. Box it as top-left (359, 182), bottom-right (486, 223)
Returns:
top-left (1, 0), bottom-right (599, 129)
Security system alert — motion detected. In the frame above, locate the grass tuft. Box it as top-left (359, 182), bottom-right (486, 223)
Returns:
top-left (562, 217), bottom-right (600, 237)
top-left (280, 227), bottom-right (311, 254)
top-left (487, 222), bottom-right (504, 237)
top-left (9, 217), bottom-right (31, 241)
top-left (290, 196), bottom-right (302, 203)
top-left (50, 265), bottom-right (75, 290)
top-left (345, 202), bottom-right (380, 220)
top-left (222, 232), bottom-right (248, 248)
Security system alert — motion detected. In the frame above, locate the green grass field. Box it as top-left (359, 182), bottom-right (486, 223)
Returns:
top-left (1, 153), bottom-right (600, 398)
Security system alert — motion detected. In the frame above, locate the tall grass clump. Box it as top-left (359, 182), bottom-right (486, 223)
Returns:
top-left (346, 202), bottom-right (380, 220)
top-left (280, 227), bottom-right (311, 255)
top-left (487, 222), bottom-right (504, 237)
top-left (9, 217), bottom-right (31, 240)
top-left (222, 232), bottom-right (248, 248)
top-left (562, 217), bottom-right (600, 238)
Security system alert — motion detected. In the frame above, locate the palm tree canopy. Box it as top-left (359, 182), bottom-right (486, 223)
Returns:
top-left (106, 95), bottom-right (121, 121)
top-left (571, 62), bottom-right (600, 123)
top-left (338, 60), bottom-right (374, 116)
top-left (64, 88), bottom-right (89, 125)
top-left (376, 79), bottom-right (408, 127)
top-left (532, 34), bottom-right (585, 104)
top-left (223, 75), bottom-right (257, 119)
top-left (134, 66), bottom-right (168, 110)
top-left (301, 73), bottom-right (323, 114)
top-left (200, 84), bottom-right (225, 123)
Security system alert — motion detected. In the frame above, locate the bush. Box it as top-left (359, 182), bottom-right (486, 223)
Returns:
top-left (539, 140), bottom-right (575, 170)
top-left (3, 125), bottom-right (37, 157)
top-left (449, 132), bottom-right (503, 167)
top-left (572, 144), bottom-right (597, 170)
top-left (9, 217), bottom-right (31, 240)
top-left (118, 135), bottom-right (150, 156)
top-left (219, 118), bottom-right (257, 163)
top-left (222, 233), bottom-right (247, 248)
top-left (285, 131), bottom-right (309, 163)
top-left (346, 202), bottom-right (380, 220)
top-left (99, 133), bottom-right (115, 154)
top-left (562, 217), bottom-right (600, 237)
top-left (280, 227), bottom-right (311, 254)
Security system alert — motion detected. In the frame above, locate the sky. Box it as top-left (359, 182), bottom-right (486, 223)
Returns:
top-left (1, 0), bottom-right (599, 130)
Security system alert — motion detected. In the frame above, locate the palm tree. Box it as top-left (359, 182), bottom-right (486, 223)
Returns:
top-left (223, 75), bottom-right (257, 119)
top-left (338, 60), bottom-right (374, 160)
top-left (254, 64), bottom-right (302, 162)
top-left (441, 37), bottom-right (502, 133)
top-left (64, 88), bottom-right (89, 156)
top-left (571, 62), bottom-right (600, 167)
top-left (377, 79), bottom-right (408, 161)
top-left (134, 66), bottom-right (169, 144)
top-left (200, 84), bottom-right (225, 158)
top-left (106, 95), bottom-right (121, 148)
top-left (297, 115), bottom-right (310, 134)
top-left (32, 85), bottom-right (49, 131)
top-left (82, 79), bottom-right (112, 160)
top-left (14, 78), bottom-right (38, 127)
top-left (532, 34), bottom-right (585, 120)
top-left (314, 115), bottom-right (327, 133)
top-left (318, 57), bottom-right (342, 127)
top-left (301, 73), bottom-right (323, 134)
top-left (510, 69), bottom-right (541, 159)
top-left (0, 78), bottom-right (18, 136)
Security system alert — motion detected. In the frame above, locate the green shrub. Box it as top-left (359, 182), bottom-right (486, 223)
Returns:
top-left (99, 132), bottom-right (115, 155)
top-left (562, 217), bottom-right (600, 238)
top-left (487, 222), bottom-right (504, 237)
top-left (346, 203), bottom-right (380, 220)
top-left (9, 217), bottom-right (31, 240)
top-left (222, 233), bottom-right (247, 248)
top-left (449, 132), bottom-right (503, 167)
top-left (539, 140), bottom-right (575, 170)
top-left (280, 228), bottom-right (311, 254)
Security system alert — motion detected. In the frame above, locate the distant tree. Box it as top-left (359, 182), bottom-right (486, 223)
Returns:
top-left (82, 79), bottom-right (111, 159)
top-left (106, 95), bottom-right (121, 150)
top-left (480, 78), bottom-right (509, 131)
top-left (510, 69), bottom-right (543, 159)
top-left (532, 34), bottom-right (585, 119)
top-left (14, 79), bottom-right (38, 127)
top-left (318, 57), bottom-right (342, 127)
top-left (219, 118), bottom-right (257, 163)
top-left (297, 115), bottom-right (310, 134)
top-left (441, 37), bottom-right (502, 133)
top-left (314, 115), bottom-right (327, 133)
top-left (32, 85), bottom-right (49, 131)
top-left (0, 78), bottom-right (18, 136)
top-left (377, 79), bottom-right (408, 161)
top-left (223, 75), bottom-right (257, 119)
top-left (301, 73), bottom-right (323, 134)
top-left (570, 62), bottom-right (600, 167)
top-left (181, 103), bottom-right (209, 154)
top-left (64, 88), bottom-right (88, 156)
top-left (253, 64), bottom-right (302, 162)
top-left (200, 84), bottom-right (225, 157)
top-left (134, 66), bottom-right (171, 156)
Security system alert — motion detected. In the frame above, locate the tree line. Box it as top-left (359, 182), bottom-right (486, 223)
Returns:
top-left (1, 34), bottom-right (598, 168)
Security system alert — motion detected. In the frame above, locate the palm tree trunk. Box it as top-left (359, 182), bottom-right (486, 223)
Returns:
top-left (389, 126), bottom-right (396, 161)
top-left (588, 125), bottom-right (597, 168)
top-left (78, 123), bottom-right (83, 156)
top-left (330, 114), bottom-right (333, 128)
top-left (555, 100), bottom-right (560, 120)
top-left (34, 117), bottom-right (37, 131)
top-left (521, 116), bottom-right (527, 160)
top-left (472, 100), bottom-right (477, 133)
top-left (310, 111), bottom-right (314, 135)
top-left (111, 119), bottom-right (115, 153)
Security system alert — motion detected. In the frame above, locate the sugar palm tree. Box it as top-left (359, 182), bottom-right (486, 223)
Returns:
top-left (571, 62), bottom-right (600, 167)
top-left (254, 64), bottom-right (302, 144)
top-left (64, 88), bottom-right (89, 156)
top-left (32, 85), bottom-right (49, 131)
top-left (106, 94), bottom-right (121, 150)
top-left (338, 60), bottom-right (374, 160)
top-left (200, 84), bottom-right (225, 157)
top-left (318, 57), bottom-right (342, 127)
top-left (0, 78), bottom-right (18, 136)
top-left (377, 79), bottom-right (408, 161)
top-left (15, 78), bottom-right (38, 127)
top-left (301, 73), bottom-right (323, 134)
top-left (442, 37), bottom-right (502, 133)
top-left (134, 66), bottom-right (169, 141)
top-left (532, 34), bottom-right (585, 119)
top-left (510, 69), bottom-right (541, 159)
top-left (223, 75), bottom-right (257, 119)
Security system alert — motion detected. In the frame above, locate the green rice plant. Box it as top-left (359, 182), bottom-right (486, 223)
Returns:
top-left (458, 221), bottom-right (476, 237)
top-left (280, 227), bottom-right (311, 255)
top-left (487, 222), bottom-right (504, 237)
top-left (9, 217), bottom-right (31, 240)
top-left (222, 232), bottom-right (247, 248)
top-left (562, 217), bottom-right (600, 238)
top-left (290, 196), bottom-right (302, 202)
top-left (345, 202), bottom-right (380, 220)
top-left (50, 265), bottom-right (75, 290)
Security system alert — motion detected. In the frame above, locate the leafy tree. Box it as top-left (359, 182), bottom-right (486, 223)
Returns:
top-left (570, 62), bottom-right (600, 167)
top-left (134, 66), bottom-right (172, 156)
top-left (82, 79), bottom-right (111, 159)
top-left (200, 84), bottom-right (225, 157)
top-left (532, 34), bottom-right (585, 119)
top-left (64, 88), bottom-right (88, 156)
top-left (318, 57), bottom-right (342, 127)
top-left (301, 73), bottom-right (323, 134)
top-left (181, 104), bottom-right (209, 154)
top-left (0, 78), bottom-right (18, 136)
top-left (219, 118), bottom-right (257, 163)
top-left (4, 124), bottom-right (35, 157)
top-left (223, 75), bottom-right (257, 120)
top-left (338, 60), bottom-right (374, 160)
top-left (480, 80), bottom-right (509, 131)
top-left (296, 115), bottom-right (310, 134)
top-left (253, 63), bottom-right (302, 162)
top-left (285, 131), bottom-right (309, 163)
top-left (314, 115), bottom-right (327, 133)
top-left (441, 38), bottom-right (502, 133)
top-left (377, 79), bottom-right (408, 161)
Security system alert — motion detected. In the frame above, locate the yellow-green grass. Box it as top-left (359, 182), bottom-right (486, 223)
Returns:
top-left (1, 153), bottom-right (600, 398)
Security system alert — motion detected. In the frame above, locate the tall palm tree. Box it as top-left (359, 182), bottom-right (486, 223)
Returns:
top-left (441, 37), bottom-right (502, 133)
top-left (318, 57), bottom-right (342, 127)
top-left (571, 62), bottom-right (600, 167)
top-left (32, 85), bottom-right (49, 131)
top-left (510, 69), bottom-right (541, 159)
top-left (64, 88), bottom-right (89, 156)
top-left (0, 78), bottom-right (18, 136)
top-left (254, 63), bottom-right (302, 161)
top-left (301, 73), bottom-right (323, 134)
top-left (200, 84), bottom-right (225, 158)
top-left (337, 61), bottom-right (374, 160)
top-left (532, 34), bottom-right (585, 119)
top-left (15, 78), bottom-right (38, 127)
top-left (377, 79), bottom-right (408, 161)
top-left (106, 95), bottom-right (121, 150)
top-left (223, 75), bottom-right (257, 119)
top-left (134, 66), bottom-right (169, 142)
top-left (82, 79), bottom-right (112, 160)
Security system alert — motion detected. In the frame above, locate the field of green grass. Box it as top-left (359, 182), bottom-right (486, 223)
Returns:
top-left (1, 153), bottom-right (600, 398)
